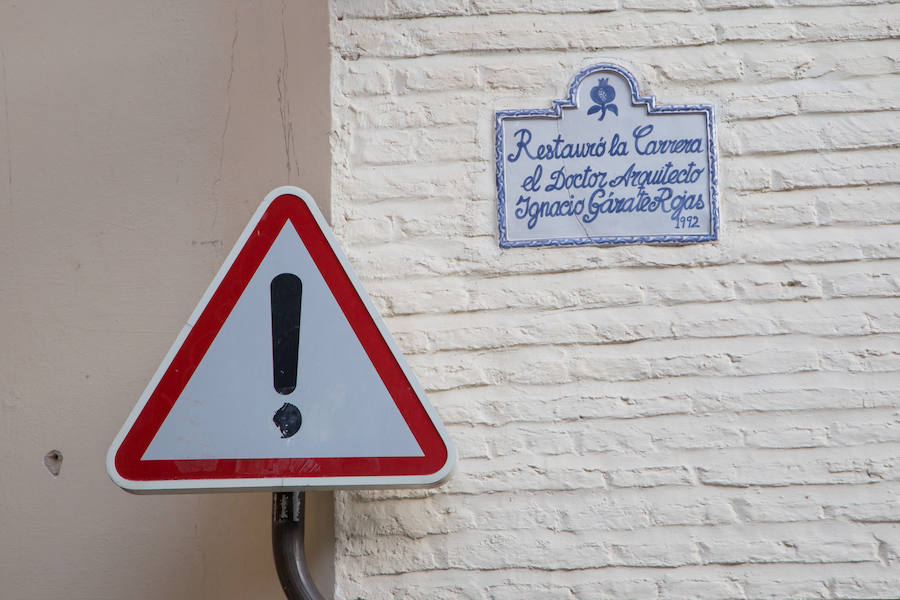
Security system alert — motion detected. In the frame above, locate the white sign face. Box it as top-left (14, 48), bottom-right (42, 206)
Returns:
top-left (496, 64), bottom-right (718, 248)
top-left (141, 223), bottom-right (424, 462)
top-left (107, 187), bottom-right (455, 493)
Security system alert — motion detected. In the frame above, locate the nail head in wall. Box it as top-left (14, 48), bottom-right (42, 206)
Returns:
top-left (43, 450), bottom-right (63, 478)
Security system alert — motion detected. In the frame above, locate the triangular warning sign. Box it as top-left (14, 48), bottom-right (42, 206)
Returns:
top-left (107, 187), bottom-right (455, 492)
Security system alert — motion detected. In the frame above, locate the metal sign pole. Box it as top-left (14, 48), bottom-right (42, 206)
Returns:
top-left (272, 491), bottom-right (328, 600)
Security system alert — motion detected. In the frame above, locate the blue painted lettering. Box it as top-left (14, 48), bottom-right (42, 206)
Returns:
top-left (515, 194), bottom-right (586, 229)
top-left (545, 165), bottom-right (608, 192)
top-left (507, 128), bottom-right (608, 163)
top-left (632, 124), bottom-right (703, 156)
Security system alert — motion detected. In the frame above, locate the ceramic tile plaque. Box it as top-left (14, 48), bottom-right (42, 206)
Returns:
top-left (495, 64), bottom-right (718, 248)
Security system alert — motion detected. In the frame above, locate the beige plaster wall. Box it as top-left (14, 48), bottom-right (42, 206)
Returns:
top-left (0, 2), bottom-right (333, 598)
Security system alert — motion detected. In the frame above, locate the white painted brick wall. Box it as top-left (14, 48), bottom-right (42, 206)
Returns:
top-left (328, 1), bottom-right (900, 598)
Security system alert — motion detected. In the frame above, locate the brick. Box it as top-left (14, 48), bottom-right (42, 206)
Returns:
top-left (657, 53), bottom-right (744, 83)
top-left (828, 418), bottom-right (900, 446)
top-left (389, 298), bottom-right (888, 354)
top-left (451, 457), bottom-right (608, 494)
top-left (333, 0), bottom-right (466, 19)
top-left (717, 16), bottom-right (800, 41)
top-left (697, 456), bottom-right (899, 487)
top-left (742, 46), bottom-right (817, 80)
top-left (470, 0), bottom-right (619, 14)
top-left (653, 424), bottom-right (744, 450)
top-left (742, 579), bottom-right (830, 599)
top-left (337, 60), bottom-right (395, 95)
top-left (623, 0), bottom-right (698, 10)
top-left (351, 94), bottom-right (484, 128)
top-left (490, 424), bottom-right (579, 457)
top-left (699, 534), bottom-right (877, 564)
top-left (572, 579), bottom-right (659, 600)
top-left (661, 579), bottom-right (745, 600)
top-left (730, 497), bottom-right (823, 523)
top-left (816, 185), bottom-right (900, 226)
top-left (409, 327), bottom-right (895, 391)
top-left (335, 14), bottom-right (718, 59)
top-left (692, 382), bottom-right (891, 414)
top-left (609, 540), bottom-right (700, 567)
top-left (795, 6), bottom-right (897, 42)
top-left (820, 343), bottom-right (900, 373)
top-left (334, 162), bottom-right (472, 203)
top-left (801, 40), bottom-right (900, 80)
top-left (824, 499), bottom-right (900, 523)
top-left (484, 584), bottom-right (576, 600)
top-left (733, 149), bottom-right (899, 193)
top-left (827, 268), bottom-right (900, 298)
top-left (724, 94), bottom-right (799, 120)
top-left (564, 497), bottom-right (654, 531)
top-left (366, 261), bottom-right (893, 317)
top-left (726, 112), bottom-right (897, 155)
top-left (701, 0), bottom-right (775, 7)
top-left (390, 584), bottom-right (483, 600)
top-left (730, 190), bottom-right (817, 226)
top-left (826, 457), bottom-right (900, 481)
top-left (652, 497), bottom-right (739, 526)
top-left (608, 465), bottom-right (694, 488)
top-left (481, 63), bottom-right (568, 92)
top-left (714, 6), bottom-right (896, 43)
top-left (731, 185), bottom-right (900, 228)
top-left (356, 125), bottom-right (477, 166)
top-left (831, 577), bottom-right (900, 599)
top-left (799, 75), bottom-right (900, 113)
top-left (745, 426), bottom-right (829, 448)
top-left (792, 0), bottom-right (887, 5)
top-left (396, 62), bottom-right (481, 93)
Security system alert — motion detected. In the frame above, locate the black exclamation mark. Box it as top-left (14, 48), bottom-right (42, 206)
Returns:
top-left (271, 273), bottom-right (302, 438)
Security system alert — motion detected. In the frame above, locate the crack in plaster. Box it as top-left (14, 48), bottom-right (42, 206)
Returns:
top-left (212, 9), bottom-right (238, 232)
top-left (277, 0), bottom-right (298, 177)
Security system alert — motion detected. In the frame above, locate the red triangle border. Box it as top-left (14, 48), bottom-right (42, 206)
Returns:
top-left (112, 192), bottom-right (449, 486)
